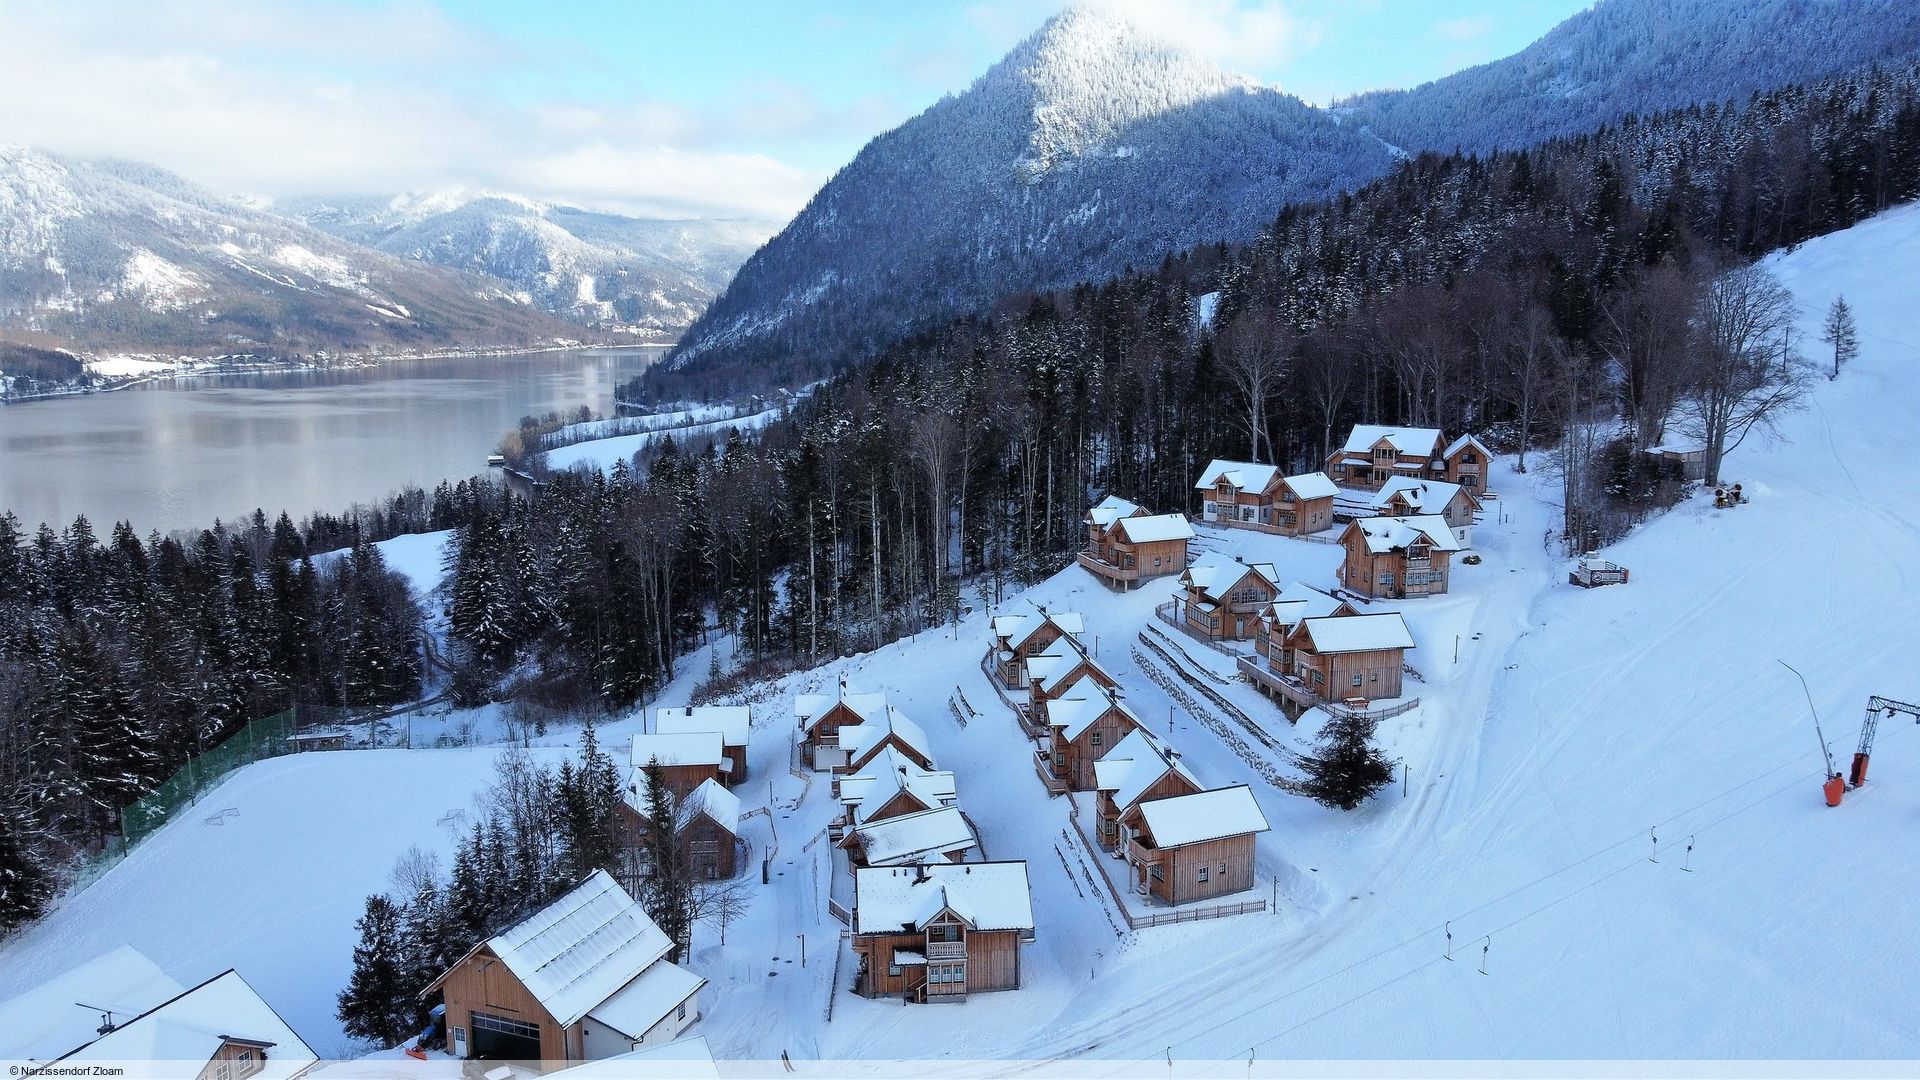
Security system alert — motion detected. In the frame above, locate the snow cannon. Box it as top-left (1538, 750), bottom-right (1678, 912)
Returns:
top-left (1823, 774), bottom-right (1846, 807)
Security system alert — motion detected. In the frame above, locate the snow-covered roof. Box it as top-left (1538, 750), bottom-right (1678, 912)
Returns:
top-left (1296, 612), bottom-right (1415, 654)
top-left (1339, 424), bottom-right (1445, 458)
top-left (552, 1037), bottom-right (719, 1080)
top-left (0, 945), bottom-right (185, 1062)
top-left (1181, 555), bottom-right (1279, 599)
top-left (1646, 442), bottom-right (1704, 455)
top-left (853, 862), bottom-right (1034, 934)
top-left (55, 970), bottom-right (316, 1079)
top-left (1281, 471), bottom-right (1339, 500)
top-left (1086, 494), bottom-right (1143, 528)
top-left (583, 958), bottom-right (705, 1042)
top-left (477, 870), bottom-right (675, 1029)
top-left (1113, 512), bottom-right (1194, 544)
top-left (990, 610), bottom-right (1084, 651)
top-left (1047, 685), bottom-right (1139, 742)
top-left (1370, 476), bottom-right (1471, 515)
top-left (837, 745), bottom-right (958, 825)
top-left (1261, 582), bottom-right (1349, 630)
top-left (654, 705), bottom-right (751, 745)
top-left (1444, 433), bottom-right (1493, 459)
top-left (683, 777), bottom-right (741, 835)
top-left (1194, 458), bottom-right (1281, 493)
top-left (630, 730), bottom-right (726, 769)
top-left (1132, 785), bottom-right (1271, 848)
top-left (846, 805), bottom-right (976, 866)
top-left (839, 706), bottom-right (933, 768)
top-left (1093, 728), bottom-right (1197, 811)
top-left (794, 687), bottom-right (888, 730)
top-left (1347, 515), bottom-right (1462, 554)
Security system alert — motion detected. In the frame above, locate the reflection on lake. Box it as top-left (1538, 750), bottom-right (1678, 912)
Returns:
top-left (0, 347), bottom-right (664, 535)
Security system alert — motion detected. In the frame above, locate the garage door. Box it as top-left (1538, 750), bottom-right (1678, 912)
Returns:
top-left (469, 1010), bottom-right (543, 1061)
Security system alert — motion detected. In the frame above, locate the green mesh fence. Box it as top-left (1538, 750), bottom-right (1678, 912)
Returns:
top-left (119, 707), bottom-right (302, 844)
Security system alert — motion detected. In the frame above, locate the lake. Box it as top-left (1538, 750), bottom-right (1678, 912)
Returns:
top-left (0, 347), bottom-right (665, 535)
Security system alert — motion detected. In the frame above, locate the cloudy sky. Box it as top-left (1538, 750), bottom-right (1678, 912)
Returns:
top-left (0, 0), bottom-right (1591, 223)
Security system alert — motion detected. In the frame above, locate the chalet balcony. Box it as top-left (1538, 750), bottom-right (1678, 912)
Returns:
top-left (1076, 551), bottom-right (1140, 583)
top-left (1033, 751), bottom-right (1069, 795)
top-left (1237, 655), bottom-right (1322, 712)
top-left (1127, 838), bottom-right (1163, 866)
top-left (925, 940), bottom-right (967, 960)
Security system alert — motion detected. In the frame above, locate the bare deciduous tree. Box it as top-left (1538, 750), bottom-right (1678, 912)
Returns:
top-left (1215, 306), bottom-right (1291, 463)
top-left (1678, 263), bottom-right (1810, 486)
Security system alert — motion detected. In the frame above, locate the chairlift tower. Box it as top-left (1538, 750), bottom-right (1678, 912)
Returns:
top-left (1851, 695), bottom-right (1920, 788)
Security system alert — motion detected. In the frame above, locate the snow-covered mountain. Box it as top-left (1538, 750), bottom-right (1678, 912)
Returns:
top-left (1335, 0), bottom-right (1920, 154)
top-left (279, 191), bottom-right (775, 337)
top-left (660, 5), bottom-right (1395, 385)
top-left (0, 147), bottom-right (581, 357)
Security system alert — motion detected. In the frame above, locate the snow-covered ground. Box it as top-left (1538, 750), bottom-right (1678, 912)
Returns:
top-left (8, 204), bottom-right (1920, 1069)
top-left (543, 408), bottom-right (780, 473)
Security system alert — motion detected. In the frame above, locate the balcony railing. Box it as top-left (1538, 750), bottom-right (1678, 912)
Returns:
top-left (1033, 752), bottom-right (1069, 795)
top-left (1127, 838), bottom-right (1163, 866)
top-left (925, 940), bottom-right (966, 960)
top-left (1076, 551), bottom-right (1140, 581)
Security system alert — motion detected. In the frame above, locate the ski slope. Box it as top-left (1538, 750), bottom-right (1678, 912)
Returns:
top-left (5, 204), bottom-right (1918, 1068)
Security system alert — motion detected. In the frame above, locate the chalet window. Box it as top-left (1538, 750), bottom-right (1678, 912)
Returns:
top-left (1090, 730), bottom-right (1103, 748)
top-left (1311, 669), bottom-right (1325, 686)
top-left (238, 1050), bottom-right (258, 1078)
top-left (1371, 672), bottom-right (1379, 683)
top-left (929, 923), bottom-right (961, 942)
top-left (1352, 674), bottom-right (1364, 688)
top-left (1462, 475), bottom-right (1479, 489)
top-left (1461, 450), bottom-right (1479, 464)
top-left (888, 960), bottom-right (902, 977)
top-left (1280, 490), bottom-right (1295, 503)
top-left (1374, 447), bottom-right (1392, 459)
top-left (930, 963), bottom-right (965, 984)
top-left (1149, 864), bottom-right (1164, 881)
top-left (216, 1063), bottom-right (232, 1080)
top-left (1240, 506), bottom-right (1257, 522)
top-left (1380, 572), bottom-right (1396, 587)
top-left (1234, 588), bottom-right (1262, 603)
top-left (1198, 866), bottom-right (1210, 883)
top-left (473, 1012), bottom-right (541, 1042)
top-left (677, 999), bottom-right (688, 1021)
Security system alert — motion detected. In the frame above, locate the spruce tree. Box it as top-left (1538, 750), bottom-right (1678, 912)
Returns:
top-left (0, 797), bottom-right (55, 932)
top-left (1300, 711), bottom-right (1397, 811)
top-left (1822, 295), bottom-right (1859, 380)
top-left (336, 894), bottom-right (413, 1047)
top-left (637, 761), bottom-right (691, 961)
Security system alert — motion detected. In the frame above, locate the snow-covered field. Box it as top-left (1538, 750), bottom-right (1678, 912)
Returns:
top-left (543, 408), bottom-right (781, 473)
top-left (7, 204), bottom-right (1920, 1068)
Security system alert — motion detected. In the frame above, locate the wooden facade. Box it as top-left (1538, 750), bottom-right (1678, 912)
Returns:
top-left (1194, 462), bottom-right (1338, 537)
top-left (628, 761), bottom-right (719, 801)
top-left (197, 1038), bottom-right (277, 1080)
top-left (991, 613), bottom-right (1084, 689)
top-left (1127, 831), bottom-right (1260, 905)
top-left (1179, 559), bottom-right (1280, 640)
top-left (1326, 427), bottom-right (1492, 493)
top-left (852, 921), bottom-right (1025, 1002)
top-left (1284, 627), bottom-right (1407, 702)
top-left (1094, 766), bottom-right (1200, 851)
top-left (1046, 695), bottom-right (1141, 791)
top-left (1339, 518), bottom-right (1457, 600)
top-left (1441, 434), bottom-right (1492, 491)
top-left (1028, 654), bottom-right (1116, 727)
top-left (437, 943), bottom-right (576, 1063)
top-left (682, 808), bottom-right (737, 881)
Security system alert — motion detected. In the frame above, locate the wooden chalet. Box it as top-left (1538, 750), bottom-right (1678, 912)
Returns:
top-left (1119, 785), bottom-right (1270, 906)
top-left (838, 706), bottom-right (935, 775)
top-left (989, 610), bottom-right (1086, 688)
top-left (427, 871), bottom-right (705, 1066)
top-left (850, 862), bottom-right (1035, 1002)
top-left (628, 731), bottom-right (728, 798)
top-left (1080, 508), bottom-right (1195, 590)
top-left (14, 950), bottom-right (318, 1080)
top-left (653, 706), bottom-right (750, 784)
top-left (1338, 515), bottom-right (1462, 599)
top-left (834, 745), bottom-right (959, 834)
top-left (840, 804), bottom-right (977, 869)
top-left (1362, 477), bottom-right (1480, 546)
top-left (1441, 433), bottom-right (1493, 491)
top-left (1251, 583), bottom-right (1357, 680)
top-left (793, 679), bottom-right (890, 771)
top-left (1022, 639), bottom-right (1116, 728)
top-left (1091, 728), bottom-right (1200, 852)
top-left (1194, 460), bottom-right (1340, 536)
top-left (1284, 613), bottom-right (1415, 706)
top-left (1084, 493), bottom-right (1145, 537)
top-left (1326, 426), bottom-right (1492, 493)
top-left (1178, 555), bottom-right (1280, 640)
top-left (1042, 684), bottom-right (1142, 792)
top-left (678, 779), bottom-right (741, 881)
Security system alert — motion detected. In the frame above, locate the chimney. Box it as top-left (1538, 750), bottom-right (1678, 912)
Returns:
top-left (914, 864), bottom-right (928, 883)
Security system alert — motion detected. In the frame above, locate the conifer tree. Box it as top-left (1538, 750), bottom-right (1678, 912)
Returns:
top-left (637, 761), bottom-right (691, 961)
top-left (1822, 295), bottom-right (1859, 379)
top-left (336, 894), bottom-right (414, 1047)
top-left (1300, 711), bottom-right (1397, 811)
top-left (0, 797), bottom-right (55, 932)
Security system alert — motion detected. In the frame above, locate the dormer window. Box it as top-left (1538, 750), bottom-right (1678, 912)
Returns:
top-left (1218, 481), bottom-right (1233, 497)
top-left (1460, 450), bottom-right (1479, 464)
top-left (1374, 446), bottom-right (1393, 459)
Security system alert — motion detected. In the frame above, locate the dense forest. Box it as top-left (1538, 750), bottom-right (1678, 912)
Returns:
top-left (4, 58), bottom-right (1918, 935)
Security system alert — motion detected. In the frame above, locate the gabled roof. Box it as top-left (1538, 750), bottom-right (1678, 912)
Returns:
top-left (1086, 494), bottom-right (1143, 528)
top-left (1093, 728), bottom-right (1198, 812)
top-left (1181, 555), bottom-right (1279, 600)
top-left (682, 777), bottom-right (741, 835)
top-left (845, 805), bottom-right (976, 866)
top-left (852, 861), bottom-right (1034, 935)
top-left (1295, 612), bottom-right (1415, 654)
top-left (583, 960), bottom-right (705, 1042)
top-left (630, 730), bottom-right (726, 769)
top-left (1261, 582), bottom-right (1351, 631)
top-left (838, 745), bottom-right (957, 825)
top-left (1370, 476), bottom-right (1475, 515)
top-left (0, 945), bottom-right (185, 1063)
top-left (990, 611), bottom-right (1085, 652)
top-left (1194, 459), bottom-right (1281, 493)
top-left (839, 706), bottom-right (933, 769)
top-left (654, 705), bottom-right (751, 745)
top-left (53, 969), bottom-right (316, 1079)
top-left (1047, 685), bottom-right (1139, 742)
top-left (1444, 432), bottom-right (1493, 459)
top-left (1280, 471), bottom-right (1339, 501)
top-left (1129, 785), bottom-right (1271, 848)
top-left (466, 870), bottom-right (675, 1029)
top-left (1345, 515), bottom-right (1462, 555)
top-left (1338, 424), bottom-right (1445, 458)
top-left (1112, 513), bottom-right (1195, 544)
top-left (794, 686), bottom-right (888, 731)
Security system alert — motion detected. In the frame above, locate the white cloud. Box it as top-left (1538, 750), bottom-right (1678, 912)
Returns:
top-left (0, 1), bottom-right (824, 221)
top-left (1081, 0), bottom-right (1321, 76)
